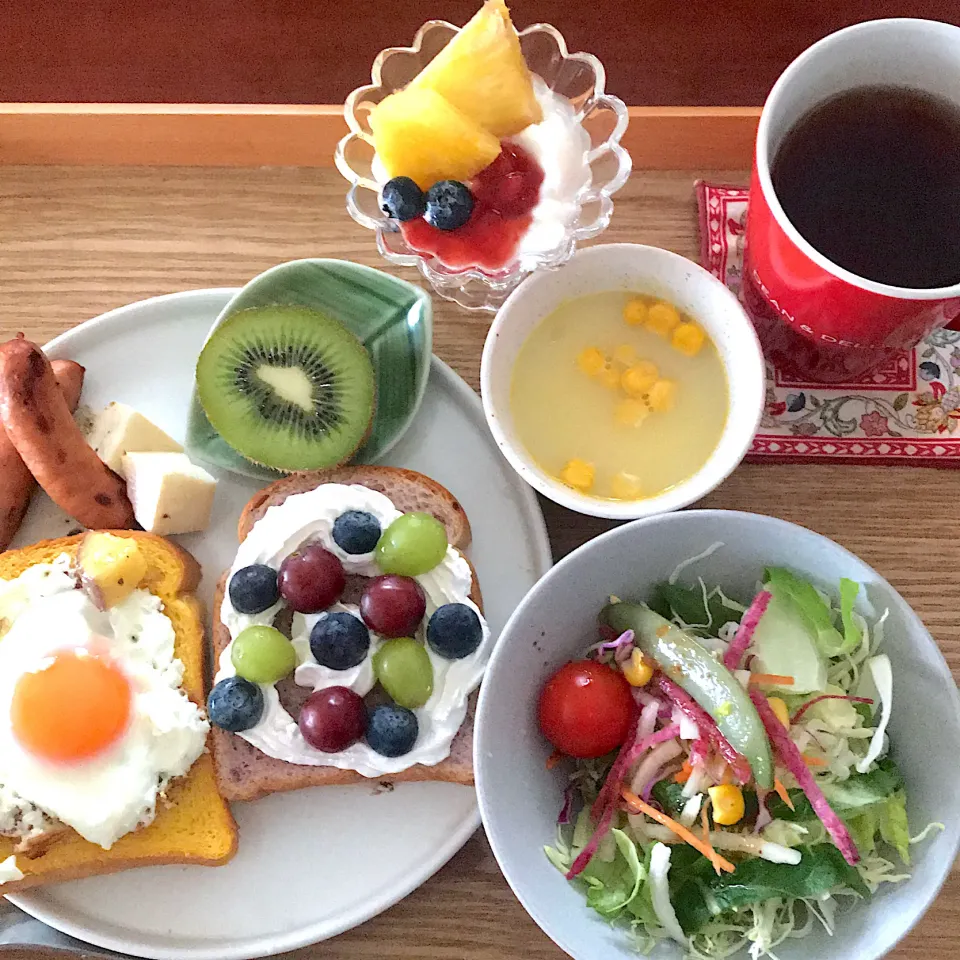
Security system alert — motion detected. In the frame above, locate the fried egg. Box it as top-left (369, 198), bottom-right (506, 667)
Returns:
top-left (0, 556), bottom-right (208, 849)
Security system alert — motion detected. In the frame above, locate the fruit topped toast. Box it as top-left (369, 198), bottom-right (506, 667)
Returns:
top-left (207, 466), bottom-right (488, 802)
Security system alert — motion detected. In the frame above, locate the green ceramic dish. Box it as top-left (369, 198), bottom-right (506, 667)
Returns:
top-left (185, 259), bottom-right (432, 480)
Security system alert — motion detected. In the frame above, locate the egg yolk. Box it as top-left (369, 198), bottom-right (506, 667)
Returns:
top-left (11, 650), bottom-right (131, 763)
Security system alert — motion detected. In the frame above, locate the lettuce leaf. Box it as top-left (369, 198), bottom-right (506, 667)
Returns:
top-left (650, 582), bottom-right (743, 635)
top-left (845, 806), bottom-right (880, 856)
top-left (545, 842), bottom-right (571, 873)
top-left (572, 805), bottom-right (595, 852)
top-left (845, 792), bottom-right (912, 865)
top-left (822, 757), bottom-right (904, 810)
top-left (856, 654), bottom-right (893, 773)
top-left (625, 845), bottom-right (658, 925)
top-left (673, 844), bottom-right (869, 935)
top-left (853, 701), bottom-right (874, 724)
top-left (765, 759), bottom-right (912, 864)
top-left (580, 828), bottom-right (646, 918)
top-left (650, 779), bottom-right (687, 817)
top-left (763, 568), bottom-right (858, 658)
top-left (878, 791), bottom-right (911, 864)
top-left (839, 578), bottom-right (863, 653)
top-left (766, 757), bottom-right (904, 822)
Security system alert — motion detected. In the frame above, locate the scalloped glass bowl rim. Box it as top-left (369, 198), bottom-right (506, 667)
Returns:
top-left (334, 18), bottom-right (632, 303)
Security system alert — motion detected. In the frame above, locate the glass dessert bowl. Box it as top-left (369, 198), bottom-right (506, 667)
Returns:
top-left (336, 0), bottom-right (632, 311)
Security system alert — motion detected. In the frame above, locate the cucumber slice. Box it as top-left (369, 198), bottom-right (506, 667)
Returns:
top-left (750, 592), bottom-right (828, 695)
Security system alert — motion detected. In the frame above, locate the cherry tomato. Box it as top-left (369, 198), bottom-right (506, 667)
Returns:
top-left (538, 660), bottom-right (633, 758)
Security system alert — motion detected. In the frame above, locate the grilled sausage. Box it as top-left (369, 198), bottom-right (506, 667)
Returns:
top-left (0, 338), bottom-right (134, 530)
top-left (0, 357), bottom-right (87, 550)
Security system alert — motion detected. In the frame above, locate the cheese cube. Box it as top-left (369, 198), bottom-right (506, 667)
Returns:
top-left (88, 402), bottom-right (183, 473)
top-left (121, 452), bottom-right (216, 536)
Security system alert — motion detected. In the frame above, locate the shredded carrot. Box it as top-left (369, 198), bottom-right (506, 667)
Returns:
top-left (802, 753), bottom-right (827, 767)
top-left (545, 749), bottom-right (563, 770)
top-left (620, 786), bottom-right (735, 874)
top-left (774, 777), bottom-right (795, 811)
top-left (699, 797), bottom-right (721, 876)
top-left (674, 760), bottom-right (693, 784)
top-left (748, 673), bottom-right (795, 686)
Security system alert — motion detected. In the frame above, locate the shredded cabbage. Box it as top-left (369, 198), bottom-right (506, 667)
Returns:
top-left (649, 843), bottom-right (687, 944)
top-left (855, 655), bottom-right (892, 773)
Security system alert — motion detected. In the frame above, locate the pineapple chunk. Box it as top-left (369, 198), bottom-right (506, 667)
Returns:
top-left (77, 532), bottom-right (148, 609)
top-left (370, 87), bottom-right (501, 190)
top-left (410, 0), bottom-right (542, 138)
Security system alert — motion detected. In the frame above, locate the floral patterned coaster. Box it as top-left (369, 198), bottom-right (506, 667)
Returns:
top-left (696, 181), bottom-right (960, 465)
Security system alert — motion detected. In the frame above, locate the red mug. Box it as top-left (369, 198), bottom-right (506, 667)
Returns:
top-left (744, 18), bottom-right (960, 382)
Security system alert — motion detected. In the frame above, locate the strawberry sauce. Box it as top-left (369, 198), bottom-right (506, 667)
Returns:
top-left (400, 143), bottom-right (545, 273)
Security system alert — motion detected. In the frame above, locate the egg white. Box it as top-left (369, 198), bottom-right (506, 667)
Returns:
top-left (0, 555), bottom-right (208, 850)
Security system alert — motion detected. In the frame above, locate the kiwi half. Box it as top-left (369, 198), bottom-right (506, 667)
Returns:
top-left (196, 306), bottom-right (375, 472)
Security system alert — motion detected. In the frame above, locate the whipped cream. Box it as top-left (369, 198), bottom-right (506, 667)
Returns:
top-left (511, 79), bottom-right (592, 267)
top-left (0, 855), bottom-right (23, 884)
top-left (0, 556), bottom-right (209, 850)
top-left (215, 484), bottom-right (490, 778)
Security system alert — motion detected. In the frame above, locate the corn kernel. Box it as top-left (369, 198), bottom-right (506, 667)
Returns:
top-left (708, 784), bottom-right (745, 825)
top-left (621, 361), bottom-right (659, 397)
top-left (623, 298), bottom-right (648, 327)
top-left (767, 696), bottom-right (791, 729)
top-left (615, 398), bottom-right (649, 428)
top-left (610, 470), bottom-right (643, 500)
top-left (672, 321), bottom-right (706, 357)
top-left (560, 458), bottom-right (594, 492)
top-left (577, 346), bottom-right (606, 376)
top-left (622, 648), bottom-right (653, 687)
top-left (647, 301), bottom-right (681, 337)
top-left (648, 379), bottom-right (677, 412)
top-left (613, 343), bottom-right (637, 366)
top-left (598, 364), bottom-right (622, 389)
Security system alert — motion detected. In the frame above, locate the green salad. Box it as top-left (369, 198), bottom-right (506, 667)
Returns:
top-left (538, 555), bottom-right (941, 959)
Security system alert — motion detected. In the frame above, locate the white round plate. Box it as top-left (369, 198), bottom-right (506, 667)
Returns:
top-left (6, 289), bottom-right (552, 960)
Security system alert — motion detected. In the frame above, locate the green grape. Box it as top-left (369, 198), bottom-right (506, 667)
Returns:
top-left (231, 625), bottom-right (297, 683)
top-left (372, 637), bottom-right (434, 708)
top-left (376, 512), bottom-right (448, 577)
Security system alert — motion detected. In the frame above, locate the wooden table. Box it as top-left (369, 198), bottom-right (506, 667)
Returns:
top-left (0, 163), bottom-right (957, 959)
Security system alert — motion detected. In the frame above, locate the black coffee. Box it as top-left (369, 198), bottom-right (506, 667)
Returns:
top-left (771, 85), bottom-right (960, 289)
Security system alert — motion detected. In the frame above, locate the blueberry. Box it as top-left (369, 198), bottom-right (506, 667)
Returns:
top-left (207, 676), bottom-right (264, 732)
top-left (426, 603), bottom-right (484, 660)
top-left (228, 564), bottom-right (280, 615)
top-left (310, 612), bottom-right (371, 670)
top-left (366, 703), bottom-right (419, 757)
top-left (424, 180), bottom-right (474, 231)
top-left (380, 176), bottom-right (426, 222)
top-left (332, 510), bottom-right (382, 555)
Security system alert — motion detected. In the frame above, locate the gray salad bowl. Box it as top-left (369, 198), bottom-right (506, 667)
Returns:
top-left (474, 510), bottom-right (960, 960)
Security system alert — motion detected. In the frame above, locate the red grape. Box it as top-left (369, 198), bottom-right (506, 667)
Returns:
top-left (299, 686), bottom-right (367, 753)
top-left (360, 575), bottom-right (426, 638)
top-left (278, 544), bottom-right (345, 613)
